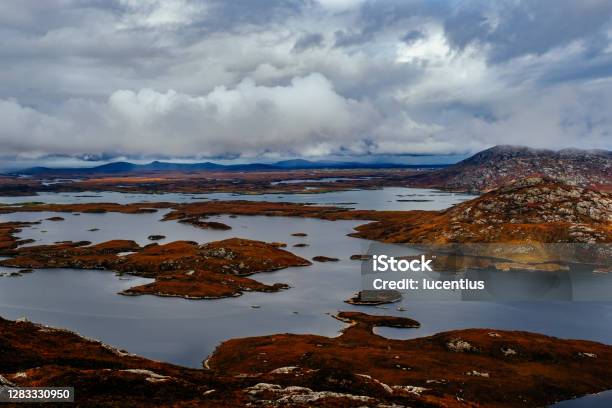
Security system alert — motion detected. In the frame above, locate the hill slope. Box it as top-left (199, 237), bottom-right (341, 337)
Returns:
top-left (408, 145), bottom-right (611, 192)
top-left (353, 177), bottom-right (612, 244)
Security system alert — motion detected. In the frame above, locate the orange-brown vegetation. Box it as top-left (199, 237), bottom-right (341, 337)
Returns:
top-left (0, 316), bottom-right (243, 407)
top-left (4, 178), bottom-right (609, 246)
top-left (0, 202), bottom-right (172, 215)
top-left (0, 238), bottom-right (311, 299)
top-left (208, 311), bottom-right (612, 407)
top-left (0, 222), bottom-right (35, 254)
top-left (162, 200), bottom-right (362, 221)
top-left (3, 312), bottom-right (611, 407)
top-left (0, 175), bottom-right (44, 196)
top-left (0, 169), bottom-right (421, 196)
top-left (2, 158), bottom-right (611, 406)
top-left (350, 177), bottom-right (612, 244)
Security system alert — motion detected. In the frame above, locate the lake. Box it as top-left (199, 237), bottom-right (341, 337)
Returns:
top-left (0, 182), bottom-right (611, 408)
top-left (0, 186), bottom-right (475, 211)
top-left (1, 205), bottom-right (611, 371)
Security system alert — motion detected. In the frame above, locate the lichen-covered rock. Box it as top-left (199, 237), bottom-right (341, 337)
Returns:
top-left (407, 145), bottom-right (612, 193)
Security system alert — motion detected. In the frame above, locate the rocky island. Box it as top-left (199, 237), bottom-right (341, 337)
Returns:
top-left (0, 238), bottom-right (311, 299)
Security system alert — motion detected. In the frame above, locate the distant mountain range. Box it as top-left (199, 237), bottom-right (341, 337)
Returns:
top-left (12, 146), bottom-right (612, 193)
top-left (408, 145), bottom-right (612, 192)
top-left (16, 159), bottom-right (446, 176)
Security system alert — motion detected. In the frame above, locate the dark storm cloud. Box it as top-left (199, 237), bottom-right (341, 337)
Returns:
top-left (292, 32), bottom-right (325, 52)
top-left (443, 0), bottom-right (612, 63)
top-left (333, 29), bottom-right (373, 47)
top-left (401, 30), bottom-right (425, 44)
top-left (539, 53), bottom-right (612, 85)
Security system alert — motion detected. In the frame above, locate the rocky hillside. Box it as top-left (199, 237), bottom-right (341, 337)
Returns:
top-left (446, 177), bottom-right (612, 226)
top-left (409, 145), bottom-right (611, 192)
top-left (352, 177), bottom-right (612, 244)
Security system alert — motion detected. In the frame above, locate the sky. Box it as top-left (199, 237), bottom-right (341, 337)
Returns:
top-left (1, 0), bottom-right (612, 167)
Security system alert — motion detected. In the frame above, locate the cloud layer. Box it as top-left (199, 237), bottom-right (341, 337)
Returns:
top-left (1, 0), bottom-right (611, 162)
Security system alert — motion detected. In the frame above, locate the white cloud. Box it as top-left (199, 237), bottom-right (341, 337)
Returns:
top-left (0, 74), bottom-right (382, 158)
top-left (459, 80), bottom-right (612, 150)
top-left (396, 27), bottom-right (450, 63)
top-left (117, 0), bottom-right (207, 28)
top-left (316, 0), bottom-right (365, 13)
top-left (0, 0), bottom-right (611, 164)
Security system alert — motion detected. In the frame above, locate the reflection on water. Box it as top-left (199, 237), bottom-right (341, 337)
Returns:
top-left (0, 211), bottom-right (611, 369)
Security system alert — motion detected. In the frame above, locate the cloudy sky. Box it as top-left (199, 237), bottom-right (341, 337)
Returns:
top-left (2, 0), bottom-right (612, 167)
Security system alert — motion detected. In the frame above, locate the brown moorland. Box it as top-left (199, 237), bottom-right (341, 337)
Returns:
top-left (0, 222), bottom-right (35, 253)
top-left (0, 169), bottom-right (421, 196)
top-left (2, 313), bottom-right (611, 407)
top-left (0, 238), bottom-right (311, 299)
top-left (0, 316), bottom-right (241, 407)
top-left (1, 179), bottom-right (610, 273)
top-left (208, 311), bottom-right (612, 407)
top-left (2, 178), bottom-right (609, 245)
top-left (349, 177), bottom-right (612, 244)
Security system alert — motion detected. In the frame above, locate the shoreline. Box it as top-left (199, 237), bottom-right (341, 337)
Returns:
top-left (1, 313), bottom-right (610, 407)
top-left (0, 180), bottom-right (610, 406)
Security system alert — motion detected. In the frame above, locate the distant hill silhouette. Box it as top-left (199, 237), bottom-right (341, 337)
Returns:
top-left (17, 159), bottom-right (445, 176)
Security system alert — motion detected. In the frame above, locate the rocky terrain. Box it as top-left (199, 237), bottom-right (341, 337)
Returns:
top-left (0, 238), bottom-right (311, 299)
top-left (352, 177), bottom-right (612, 245)
top-left (1, 180), bottom-right (610, 273)
top-left (1, 146), bottom-right (608, 196)
top-left (345, 290), bottom-right (402, 305)
top-left (207, 312), bottom-right (612, 407)
top-left (2, 313), bottom-right (611, 407)
top-left (209, 311), bottom-right (612, 407)
top-left (0, 202), bottom-right (172, 215)
top-left (408, 145), bottom-right (611, 192)
top-left (0, 222), bottom-right (34, 253)
top-left (0, 316), bottom-right (234, 407)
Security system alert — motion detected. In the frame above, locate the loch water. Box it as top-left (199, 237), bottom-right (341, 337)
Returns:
top-left (0, 189), bottom-right (610, 378)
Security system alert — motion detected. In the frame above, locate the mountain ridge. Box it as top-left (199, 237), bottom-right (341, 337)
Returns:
top-left (408, 145), bottom-right (611, 192)
top-left (14, 160), bottom-right (446, 176)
